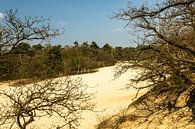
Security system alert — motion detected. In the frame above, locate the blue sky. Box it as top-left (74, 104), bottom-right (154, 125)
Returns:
top-left (0, 0), bottom-right (155, 47)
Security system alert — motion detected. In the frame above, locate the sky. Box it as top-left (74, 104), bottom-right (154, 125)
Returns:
top-left (0, 0), bottom-right (156, 47)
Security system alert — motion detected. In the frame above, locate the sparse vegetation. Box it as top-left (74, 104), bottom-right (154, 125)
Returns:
top-left (0, 78), bottom-right (94, 129)
top-left (98, 0), bottom-right (195, 128)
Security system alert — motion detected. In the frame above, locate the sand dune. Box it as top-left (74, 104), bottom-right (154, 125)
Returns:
top-left (71, 66), bottom-right (147, 129)
top-left (0, 66), bottom-right (147, 129)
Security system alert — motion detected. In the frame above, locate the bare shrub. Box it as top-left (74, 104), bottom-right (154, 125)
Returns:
top-left (0, 77), bottom-right (94, 129)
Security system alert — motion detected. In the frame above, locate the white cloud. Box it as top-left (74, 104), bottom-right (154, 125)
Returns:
top-left (0, 12), bottom-right (4, 19)
top-left (112, 27), bottom-right (129, 32)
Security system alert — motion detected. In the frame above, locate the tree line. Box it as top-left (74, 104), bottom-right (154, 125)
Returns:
top-left (0, 39), bottom-right (138, 81)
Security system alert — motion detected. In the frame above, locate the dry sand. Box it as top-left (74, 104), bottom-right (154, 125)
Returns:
top-left (75, 66), bottom-right (147, 129)
top-left (0, 66), bottom-right (147, 129)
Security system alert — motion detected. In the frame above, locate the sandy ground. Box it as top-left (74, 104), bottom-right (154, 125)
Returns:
top-left (70, 66), bottom-right (144, 129)
top-left (0, 66), bottom-right (148, 129)
top-left (75, 66), bottom-right (147, 129)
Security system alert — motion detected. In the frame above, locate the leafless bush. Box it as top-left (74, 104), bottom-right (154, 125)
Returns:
top-left (0, 77), bottom-right (94, 129)
top-left (0, 10), bottom-right (60, 56)
top-left (112, 0), bottom-right (195, 128)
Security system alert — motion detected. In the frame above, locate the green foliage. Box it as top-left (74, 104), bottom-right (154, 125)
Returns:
top-left (90, 41), bottom-right (99, 49)
top-left (113, 47), bottom-right (123, 60)
top-left (32, 44), bottom-right (43, 51)
top-left (0, 55), bottom-right (18, 80)
top-left (102, 43), bottom-right (112, 53)
top-left (61, 42), bottom-right (116, 74)
top-left (44, 45), bottom-right (64, 77)
top-left (0, 40), bottom-right (138, 81)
